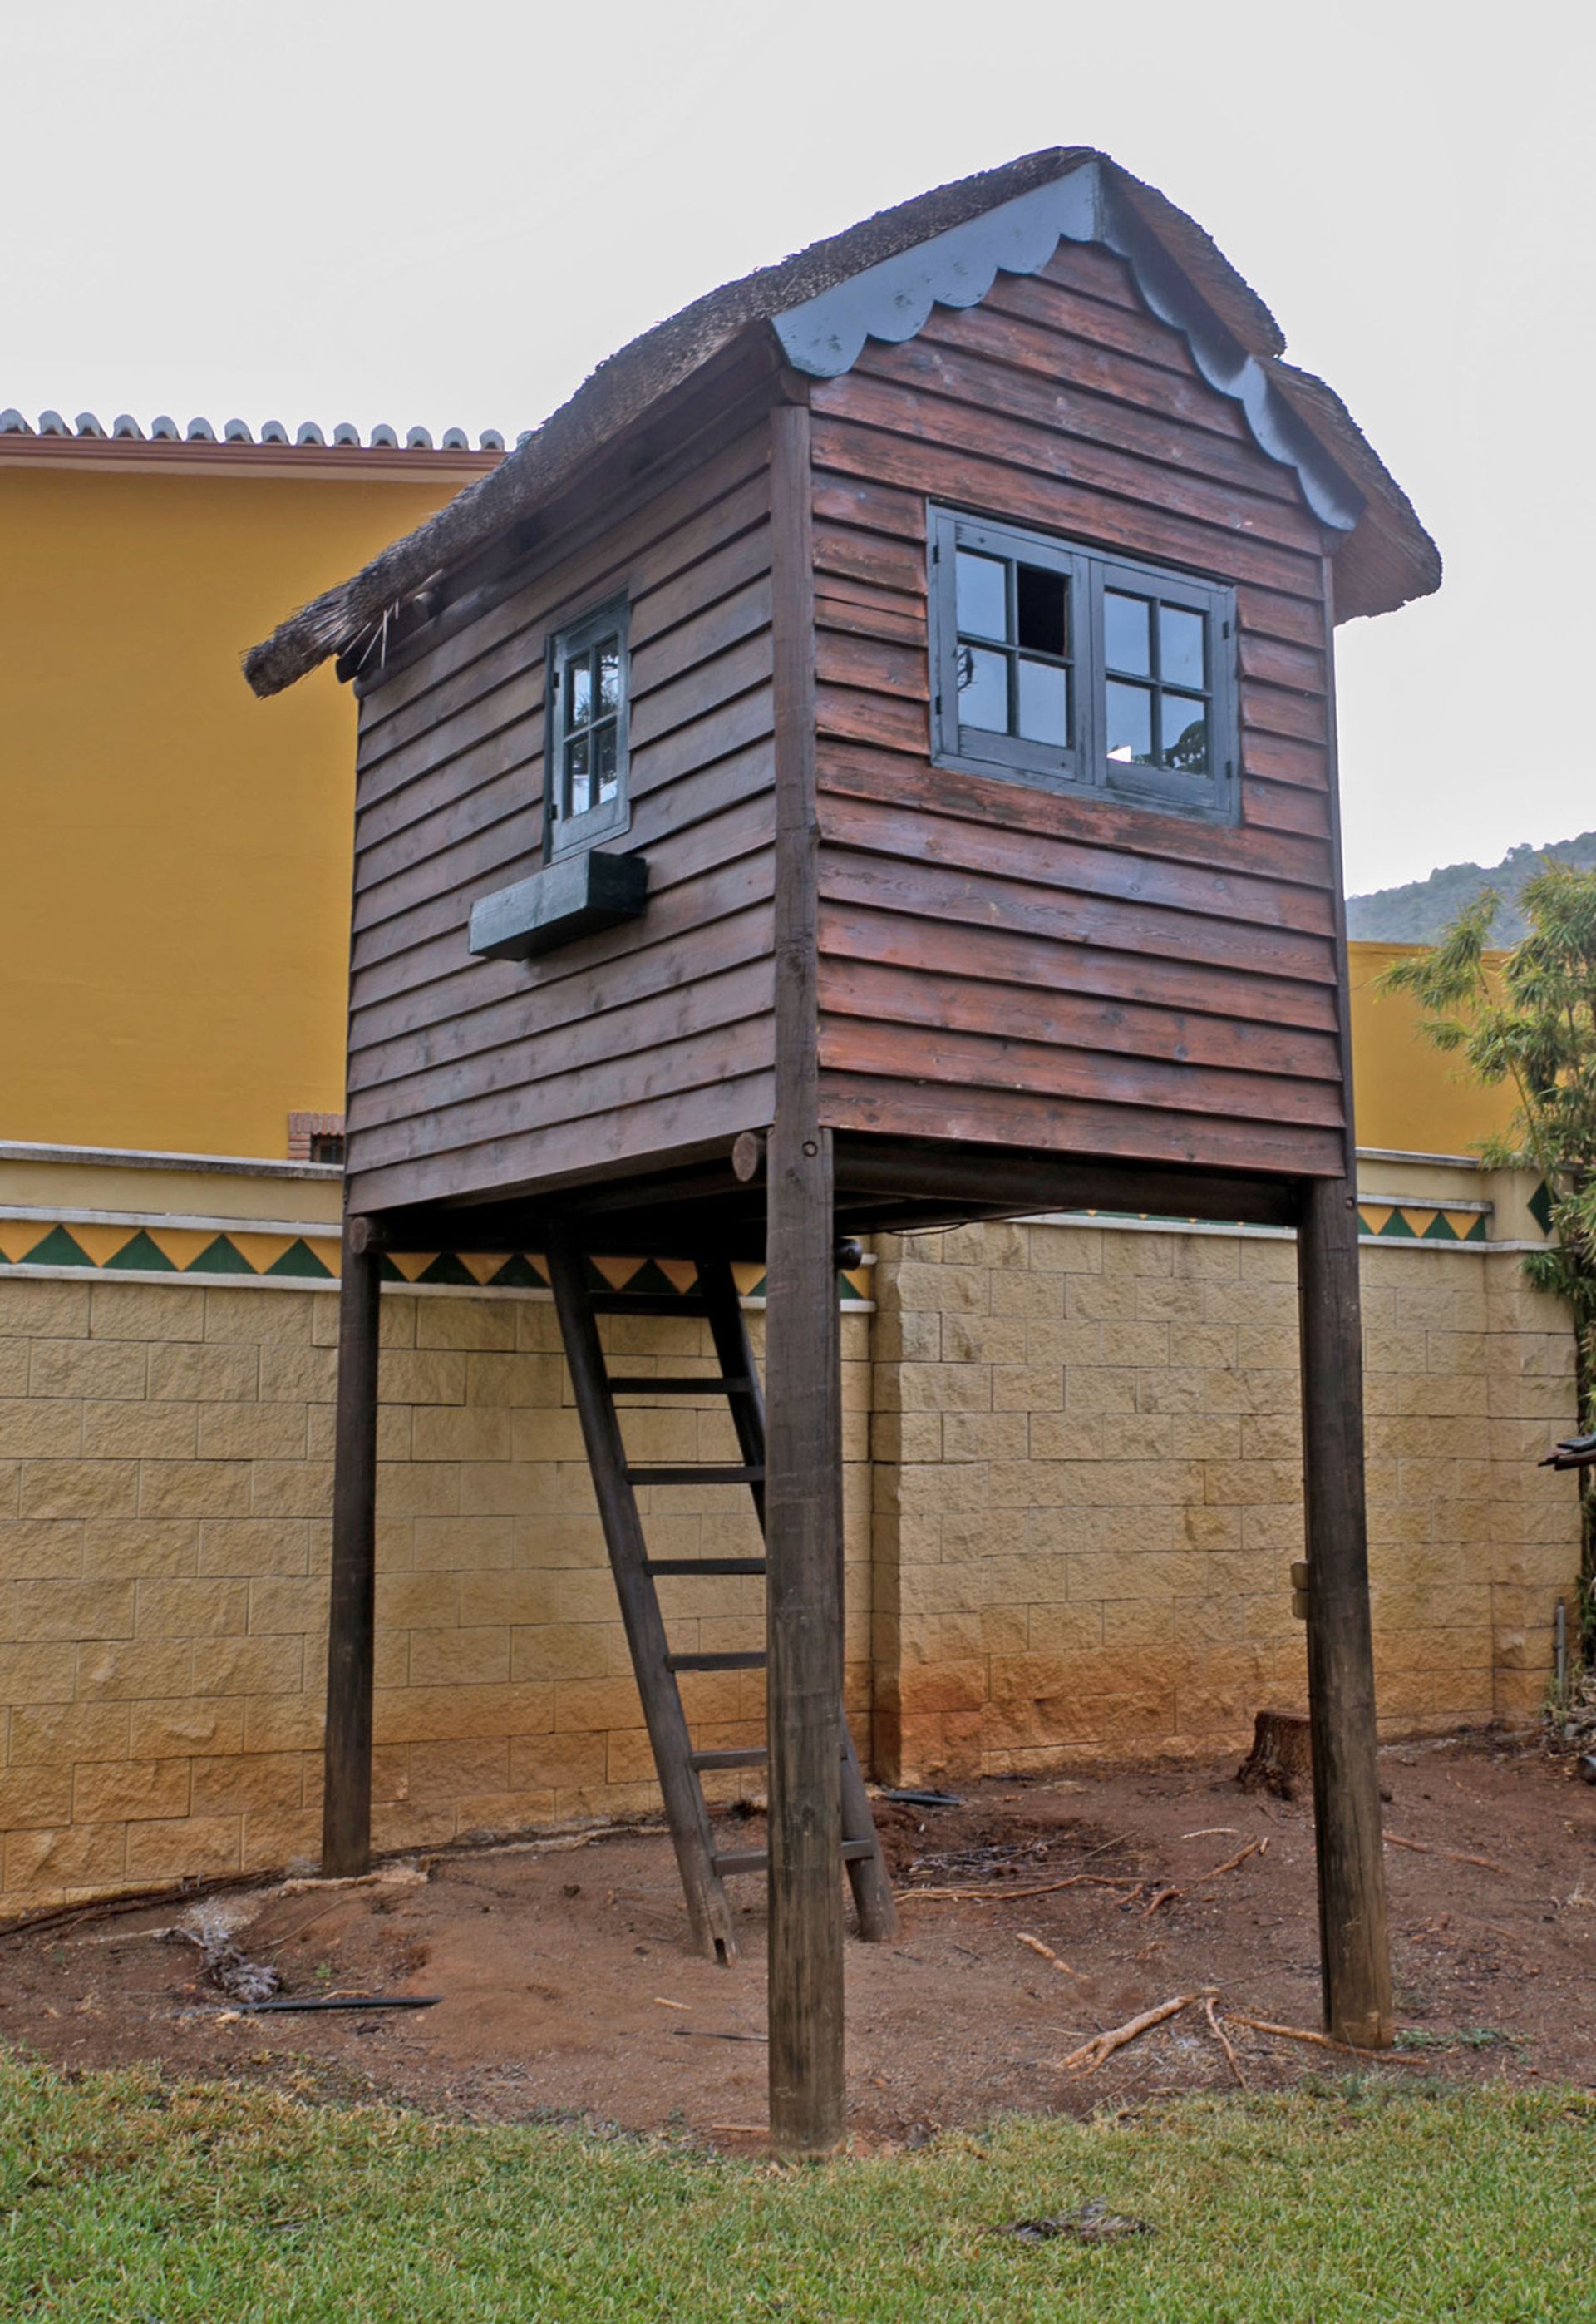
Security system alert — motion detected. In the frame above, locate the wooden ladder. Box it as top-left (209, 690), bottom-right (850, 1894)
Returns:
top-left (545, 1233), bottom-right (896, 1962)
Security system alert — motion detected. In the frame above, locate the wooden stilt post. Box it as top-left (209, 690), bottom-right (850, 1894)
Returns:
top-left (1297, 1174), bottom-right (1392, 2048)
top-left (322, 1215), bottom-right (382, 1877)
top-left (765, 1123), bottom-right (846, 2154)
top-left (766, 381), bottom-right (846, 2154)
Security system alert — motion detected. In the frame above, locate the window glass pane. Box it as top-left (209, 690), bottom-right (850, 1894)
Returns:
top-left (1017, 657), bottom-right (1068, 745)
top-left (567, 652), bottom-right (592, 733)
top-left (1160, 694), bottom-right (1209, 773)
top-left (596, 640), bottom-right (622, 716)
top-left (1016, 564), bottom-right (1066, 658)
top-left (1159, 605), bottom-right (1205, 692)
top-left (956, 644), bottom-right (1008, 733)
top-left (1106, 680), bottom-right (1155, 764)
top-left (594, 721), bottom-right (619, 802)
top-left (956, 550), bottom-right (1008, 643)
top-left (1104, 591), bottom-right (1151, 677)
top-left (564, 733), bottom-right (590, 816)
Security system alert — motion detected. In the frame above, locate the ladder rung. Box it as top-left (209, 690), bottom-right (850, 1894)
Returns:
top-left (691, 1747), bottom-right (768, 1771)
top-left (591, 1292), bottom-right (710, 1315)
top-left (712, 1840), bottom-right (876, 1876)
top-left (627, 1464), bottom-right (765, 1488)
top-left (607, 1375), bottom-right (756, 1396)
top-left (667, 1650), bottom-right (766, 1672)
top-left (645, 1557), bottom-right (767, 1576)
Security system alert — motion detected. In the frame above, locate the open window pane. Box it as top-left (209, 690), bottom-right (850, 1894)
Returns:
top-left (1160, 606), bottom-right (1205, 691)
top-left (1105, 591), bottom-right (1151, 676)
top-left (1160, 695), bottom-right (1208, 772)
top-left (564, 733), bottom-right (591, 815)
top-left (594, 722), bottom-right (619, 801)
top-left (1016, 565), bottom-right (1066, 658)
top-left (1017, 657), bottom-right (1068, 745)
top-left (1106, 680), bottom-right (1155, 764)
top-left (957, 644), bottom-right (1008, 733)
top-left (956, 551), bottom-right (1008, 643)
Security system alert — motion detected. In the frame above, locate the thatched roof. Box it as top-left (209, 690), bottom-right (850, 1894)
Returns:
top-left (244, 147), bottom-right (1439, 698)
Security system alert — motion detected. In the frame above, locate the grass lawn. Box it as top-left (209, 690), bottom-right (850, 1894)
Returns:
top-left (2, 2053), bottom-right (1592, 2322)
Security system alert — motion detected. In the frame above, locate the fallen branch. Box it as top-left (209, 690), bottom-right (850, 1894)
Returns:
top-left (1017, 1932), bottom-right (1081, 1977)
top-left (896, 1873), bottom-right (1140, 1906)
top-left (1193, 1837), bottom-right (1268, 1882)
top-left (1060, 1991), bottom-right (1206, 2075)
top-left (1140, 1886), bottom-right (1179, 1917)
top-left (1204, 1997), bottom-right (1247, 2090)
top-left (1228, 2011), bottom-right (1424, 2062)
top-left (1386, 1834), bottom-right (1510, 1875)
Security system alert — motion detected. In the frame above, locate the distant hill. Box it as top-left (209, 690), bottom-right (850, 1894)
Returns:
top-left (1347, 831), bottom-right (1596, 947)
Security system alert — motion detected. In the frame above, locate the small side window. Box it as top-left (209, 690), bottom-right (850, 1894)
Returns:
top-left (928, 509), bottom-right (1238, 823)
top-left (546, 597), bottom-right (630, 860)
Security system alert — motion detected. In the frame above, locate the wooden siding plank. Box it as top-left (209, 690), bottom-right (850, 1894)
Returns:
top-left (814, 589), bottom-right (923, 648)
top-left (351, 955), bottom-right (774, 1137)
top-left (914, 300), bottom-right (1254, 442)
top-left (813, 373), bottom-right (1323, 555)
top-left (352, 784), bottom-right (775, 975)
top-left (349, 1012), bottom-right (776, 1173)
top-left (813, 742), bottom-right (1332, 894)
top-left (818, 1070), bottom-right (1347, 1179)
top-left (817, 791), bottom-right (1334, 940)
top-left (816, 1014), bottom-right (1345, 1130)
top-left (820, 953), bottom-right (1342, 1085)
top-left (1241, 777), bottom-right (1332, 839)
top-left (816, 842), bottom-right (1337, 987)
top-left (815, 896), bottom-right (1338, 1034)
top-left (351, 894), bottom-right (775, 1095)
top-left (351, 846), bottom-right (776, 1043)
top-left (347, 1070), bottom-right (778, 1215)
top-left (357, 434), bottom-right (771, 733)
top-left (1241, 679), bottom-right (1330, 747)
top-left (850, 334), bottom-right (1303, 508)
top-left (810, 416), bottom-right (1324, 595)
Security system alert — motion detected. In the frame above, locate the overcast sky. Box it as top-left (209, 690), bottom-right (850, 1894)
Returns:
top-left (5, 0), bottom-right (1589, 896)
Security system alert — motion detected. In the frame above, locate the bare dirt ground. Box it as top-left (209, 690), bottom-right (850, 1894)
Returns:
top-left (3, 1734), bottom-right (1592, 2147)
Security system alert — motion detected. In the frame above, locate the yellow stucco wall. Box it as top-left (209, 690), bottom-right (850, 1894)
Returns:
top-left (0, 457), bottom-right (475, 1160)
top-left (1348, 941), bottom-right (1517, 1157)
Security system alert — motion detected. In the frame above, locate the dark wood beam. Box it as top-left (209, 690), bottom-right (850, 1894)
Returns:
top-left (765, 388), bottom-right (845, 2157)
top-left (1297, 1174), bottom-right (1392, 2046)
top-left (832, 1136), bottom-right (1302, 1230)
top-left (322, 1216), bottom-right (382, 1877)
top-left (1297, 563), bottom-right (1391, 2050)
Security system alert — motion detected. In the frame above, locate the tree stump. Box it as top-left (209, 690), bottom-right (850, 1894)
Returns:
top-left (1237, 1710), bottom-right (1313, 1799)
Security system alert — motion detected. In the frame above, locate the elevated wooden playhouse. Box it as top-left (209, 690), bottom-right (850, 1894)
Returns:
top-left (247, 147), bottom-right (1441, 2152)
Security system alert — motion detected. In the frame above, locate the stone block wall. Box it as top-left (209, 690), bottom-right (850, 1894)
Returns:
top-left (0, 1216), bottom-right (1580, 1916)
top-left (869, 1221), bottom-right (1576, 1784)
top-left (0, 1274), bottom-right (870, 1913)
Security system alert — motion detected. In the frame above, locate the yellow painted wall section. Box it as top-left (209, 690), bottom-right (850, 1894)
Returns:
top-left (0, 463), bottom-right (470, 1159)
top-left (1348, 941), bottom-right (1518, 1157)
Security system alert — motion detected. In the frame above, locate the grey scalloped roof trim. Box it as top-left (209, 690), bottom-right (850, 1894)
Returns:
top-left (0, 409), bottom-right (504, 452)
top-left (772, 162), bottom-right (1361, 533)
top-left (241, 146), bottom-right (1440, 700)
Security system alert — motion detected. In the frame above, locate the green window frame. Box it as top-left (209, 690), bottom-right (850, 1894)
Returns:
top-left (545, 596), bottom-right (631, 861)
top-left (928, 507), bottom-right (1239, 824)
